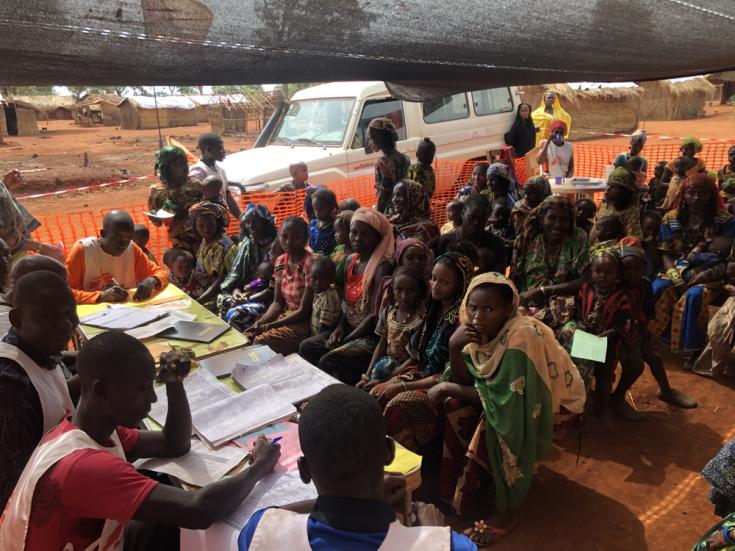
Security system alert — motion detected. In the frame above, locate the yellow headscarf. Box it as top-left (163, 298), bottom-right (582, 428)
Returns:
top-left (531, 89), bottom-right (572, 147)
top-left (459, 272), bottom-right (586, 416)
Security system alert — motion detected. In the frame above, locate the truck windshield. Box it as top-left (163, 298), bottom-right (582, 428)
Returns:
top-left (272, 98), bottom-right (355, 146)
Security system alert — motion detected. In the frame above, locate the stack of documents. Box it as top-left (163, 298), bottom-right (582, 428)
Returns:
top-left (198, 345), bottom-right (278, 378)
top-left (232, 353), bottom-right (341, 405)
top-left (134, 438), bottom-right (248, 487)
top-left (148, 368), bottom-right (236, 427)
top-left (191, 384), bottom-right (296, 448)
top-left (222, 472), bottom-right (318, 529)
top-left (80, 307), bottom-right (162, 330)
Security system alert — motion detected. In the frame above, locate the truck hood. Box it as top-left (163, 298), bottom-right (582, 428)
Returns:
top-left (221, 146), bottom-right (343, 187)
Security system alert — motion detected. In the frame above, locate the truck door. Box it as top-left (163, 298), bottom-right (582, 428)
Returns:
top-left (346, 97), bottom-right (408, 180)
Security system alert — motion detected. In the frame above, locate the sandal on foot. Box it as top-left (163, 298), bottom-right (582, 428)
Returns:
top-left (464, 518), bottom-right (518, 546)
top-left (657, 389), bottom-right (697, 409)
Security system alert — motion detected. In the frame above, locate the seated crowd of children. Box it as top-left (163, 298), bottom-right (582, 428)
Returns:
top-left (1, 128), bottom-right (734, 550)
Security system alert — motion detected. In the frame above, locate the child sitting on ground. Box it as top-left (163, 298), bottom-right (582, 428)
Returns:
top-left (331, 209), bottom-right (354, 286)
top-left (441, 200), bottom-right (463, 235)
top-left (574, 198), bottom-right (597, 236)
top-left (644, 161), bottom-right (669, 210)
top-left (617, 240), bottom-right (697, 410)
top-left (641, 210), bottom-right (663, 280)
top-left (189, 201), bottom-right (237, 309)
top-left (309, 255), bottom-right (341, 336)
top-left (488, 202), bottom-right (514, 249)
top-left (593, 215), bottom-right (625, 244)
top-left (163, 248), bottom-right (194, 294)
top-left (361, 267), bottom-right (427, 384)
top-left (201, 175), bottom-right (227, 206)
top-left (406, 137), bottom-right (437, 198)
top-left (133, 223), bottom-right (156, 262)
top-left (572, 247), bottom-right (633, 429)
top-left (309, 187), bottom-right (338, 255)
top-left (223, 260), bottom-right (275, 331)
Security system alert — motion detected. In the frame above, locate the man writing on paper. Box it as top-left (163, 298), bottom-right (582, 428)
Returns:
top-left (0, 271), bottom-right (79, 509)
top-left (65, 210), bottom-right (168, 304)
top-left (239, 384), bottom-right (477, 550)
top-left (0, 332), bottom-right (281, 551)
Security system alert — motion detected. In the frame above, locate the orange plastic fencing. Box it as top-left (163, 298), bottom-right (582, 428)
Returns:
top-left (28, 142), bottom-right (734, 263)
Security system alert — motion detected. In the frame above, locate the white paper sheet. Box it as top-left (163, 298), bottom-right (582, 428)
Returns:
top-left (148, 368), bottom-right (236, 427)
top-left (134, 438), bottom-right (248, 487)
top-left (80, 307), bottom-right (162, 330)
top-left (222, 471), bottom-right (318, 529)
top-left (192, 384), bottom-right (296, 448)
top-left (232, 354), bottom-right (341, 405)
top-left (199, 345), bottom-right (277, 378)
top-left (125, 315), bottom-right (179, 340)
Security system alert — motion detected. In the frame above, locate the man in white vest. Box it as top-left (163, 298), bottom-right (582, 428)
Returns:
top-left (64, 210), bottom-right (168, 304)
top-left (189, 133), bottom-right (241, 218)
top-left (0, 271), bottom-right (79, 509)
top-left (239, 384), bottom-right (478, 551)
top-left (0, 331), bottom-right (281, 551)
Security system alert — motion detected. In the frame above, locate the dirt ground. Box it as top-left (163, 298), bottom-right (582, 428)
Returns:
top-left (4, 103), bottom-right (735, 550)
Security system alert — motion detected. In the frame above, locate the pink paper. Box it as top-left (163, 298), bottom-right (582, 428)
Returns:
top-left (245, 422), bottom-right (302, 473)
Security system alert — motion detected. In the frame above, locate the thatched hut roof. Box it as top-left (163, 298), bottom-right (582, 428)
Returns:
top-left (9, 95), bottom-right (74, 116)
top-left (73, 94), bottom-right (124, 109)
top-left (707, 71), bottom-right (735, 84)
top-left (637, 77), bottom-right (716, 120)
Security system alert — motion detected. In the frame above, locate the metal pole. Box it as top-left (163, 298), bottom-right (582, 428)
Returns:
top-left (153, 87), bottom-right (163, 148)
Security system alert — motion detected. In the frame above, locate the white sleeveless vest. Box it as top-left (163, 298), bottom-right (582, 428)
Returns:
top-left (0, 428), bottom-right (126, 551)
top-left (248, 508), bottom-right (452, 551)
top-left (0, 342), bottom-right (73, 434)
top-left (79, 237), bottom-right (137, 291)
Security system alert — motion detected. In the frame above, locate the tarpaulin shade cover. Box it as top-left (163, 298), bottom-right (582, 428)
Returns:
top-left (0, 0), bottom-right (734, 96)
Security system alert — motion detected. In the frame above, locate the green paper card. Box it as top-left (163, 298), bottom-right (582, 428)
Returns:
top-left (571, 329), bottom-right (608, 363)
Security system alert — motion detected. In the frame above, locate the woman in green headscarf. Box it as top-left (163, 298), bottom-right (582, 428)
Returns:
top-left (147, 145), bottom-right (204, 254)
top-left (430, 272), bottom-right (585, 546)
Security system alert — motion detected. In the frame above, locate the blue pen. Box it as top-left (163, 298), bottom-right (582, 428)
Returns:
top-left (271, 437), bottom-right (283, 445)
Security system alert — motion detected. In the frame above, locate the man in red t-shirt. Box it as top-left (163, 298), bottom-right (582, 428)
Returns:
top-left (1, 331), bottom-right (280, 551)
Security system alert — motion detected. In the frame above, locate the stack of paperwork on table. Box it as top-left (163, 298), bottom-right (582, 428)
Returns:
top-left (232, 353), bottom-right (342, 405)
top-left (79, 307), bottom-right (163, 330)
top-left (198, 345), bottom-right (278, 378)
top-left (134, 438), bottom-right (248, 487)
top-left (192, 384), bottom-right (296, 448)
top-left (222, 472), bottom-right (318, 529)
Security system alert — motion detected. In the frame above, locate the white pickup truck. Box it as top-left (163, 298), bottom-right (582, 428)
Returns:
top-left (221, 81), bottom-right (520, 191)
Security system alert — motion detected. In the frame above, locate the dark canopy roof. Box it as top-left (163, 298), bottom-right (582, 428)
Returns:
top-left (0, 0), bottom-right (733, 99)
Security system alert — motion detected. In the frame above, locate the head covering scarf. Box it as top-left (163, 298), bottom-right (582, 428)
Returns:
top-left (549, 119), bottom-right (568, 134)
top-left (351, 207), bottom-right (395, 295)
top-left (607, 166), bottom-right (638, 193)
top-left (503, 102), bottom-right (537, 157)
top-left (515, 195), bottom-right (575, 258)
top-left (458, 271), bottom-right (586, 413)
top-left (525, 175), bottom-right (552, 197)
top-left (617, 236), bottom-right (647, 262)
top-left (673, 172), bottom-right (725, 210)
top-left (188, 201), bottom-right (229, 225)
top-left (154, 145), bottom-right (186, 175)
top-left (630, 129), bottom-right (647, 145)
top-left (487, 162), bottom-right (510, 181)
top-left (243, 203), bottom-right (276, 225)
top-left (368, 117), bottom-right (399, 140)
top-left (531, 90), bottom-right (572, 146)
top-left (681, 136), bottom-right (703, 152)
top-left (394, 179), bottom-right (430, 221)
top-left (590, 240), bottom-right (621, 263)
top-left (395, 237), bottom-right (434, 281)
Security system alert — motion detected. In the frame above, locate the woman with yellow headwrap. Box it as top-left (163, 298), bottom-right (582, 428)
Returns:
top-left (430, 272), bottom-right (585, 545)
top-left (531, 90), bottom-right (572, 147)
top-left (661, 136), bottom-right (707, 184)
